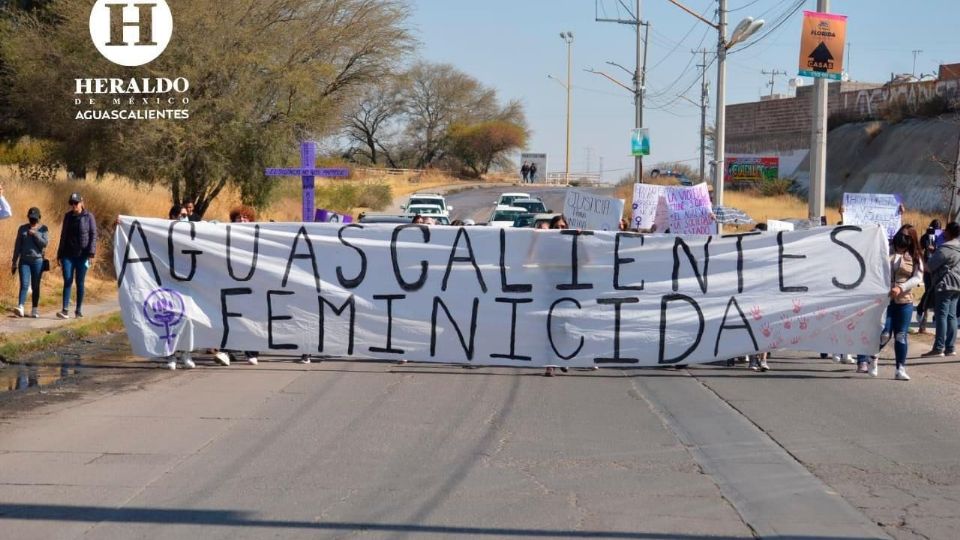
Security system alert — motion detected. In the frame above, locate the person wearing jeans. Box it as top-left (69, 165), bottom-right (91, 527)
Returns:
top-left (56, 192), bottom-right (97, 319)
top-left (924, 221), bottom-right (960, 357)
top-left (11, 207), bottom-right (48, 318)
top-left (884, 225), bottom-right (924, 380)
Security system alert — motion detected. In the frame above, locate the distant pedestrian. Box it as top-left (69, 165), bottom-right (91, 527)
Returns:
top-left (169, 204), bottom-right (190, 221)
top-left (56, 192), bottom-right (96, 319)
top-left (529, 162), bottom-right (538, 183)
top-left (922, 221), bottom-right (960, 359)
top-left (520, 161), bottom-right (531, 183)
top-left (916, 219), bottom-right (942, 333)
top-left (11, 207), bottom-right (48, 318)
top-left (0, 184), bottom-right (12, 219)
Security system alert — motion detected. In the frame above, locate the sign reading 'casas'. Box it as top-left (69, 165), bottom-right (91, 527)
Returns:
top-left (798, 11), bottom-right (847, 80)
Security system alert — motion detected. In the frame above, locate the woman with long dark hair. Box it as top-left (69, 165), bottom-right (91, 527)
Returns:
top-left (877, 224), bottom-right (924, 380)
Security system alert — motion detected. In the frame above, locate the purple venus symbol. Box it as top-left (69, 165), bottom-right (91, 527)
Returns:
top-left (142, 288), bottom-right (186, 355)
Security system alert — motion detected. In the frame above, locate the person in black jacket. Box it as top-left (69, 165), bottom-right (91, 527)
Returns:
top-left (56, 192), bottom-right (97, 319)
top-left (11, 207), bottom-right (48, 318)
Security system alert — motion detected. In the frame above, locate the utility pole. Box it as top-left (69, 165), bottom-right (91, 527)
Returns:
top-left (560, 32), bottom-right (574, 183)
top-left (714, 0), bottom-right (727, 207)
top-left (846, 42), bottom-right (851, 78)
top-left (694, 48), bottom-right (711, 182)
top-left (912, 49), bottom-right (923, 77)
top-left (595, 0), bottom-right (646, 184)
top-left (761, 68), bottom-right (787, 98)
top-left (809, 0), bottom-right (829, 222)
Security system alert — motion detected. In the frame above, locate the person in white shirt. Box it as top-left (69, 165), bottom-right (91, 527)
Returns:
top-left (0, 184), bottom-right (12, 219)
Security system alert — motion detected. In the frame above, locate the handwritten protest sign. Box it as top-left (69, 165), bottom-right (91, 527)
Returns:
top-left (116, 217), bottom-right (889, 367)
top-left (842, 193), bottom-right (902, 239)
top-left (564, 189), bottom-right (625, 231)
top-left (632, 183), bottom-right (714, 234)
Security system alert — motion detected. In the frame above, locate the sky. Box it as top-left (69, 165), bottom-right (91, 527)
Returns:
top-left (409, 0), bottom-right (960, 182)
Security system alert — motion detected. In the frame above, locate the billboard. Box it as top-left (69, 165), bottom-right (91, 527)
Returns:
top-left (520, 152), bottom-right (547, 183)
top-left (724, 156), bottom-right (780, 183)
top-left (798, 11), bottom-right (847, 80)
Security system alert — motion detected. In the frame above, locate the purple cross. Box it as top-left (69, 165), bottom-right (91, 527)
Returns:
top-left (264, 141), bottom-right (350, 222)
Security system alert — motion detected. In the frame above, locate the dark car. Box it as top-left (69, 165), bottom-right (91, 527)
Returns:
top-left (650, 169), bottom-right (693, 186)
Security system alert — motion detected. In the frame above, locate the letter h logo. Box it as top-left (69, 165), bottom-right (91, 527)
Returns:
top-left (89, 0), bottom-right (172, 67)
top-left (106, 3), bottom-right (158, 47)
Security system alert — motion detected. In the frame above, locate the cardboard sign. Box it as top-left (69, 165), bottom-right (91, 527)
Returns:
top-left (798, 11), bottom-right (847, 80)
top-left (632, 183), bottom-right (714, 234)
top-left (563, 189), bottom-right (625, 231)
top-left (766, 219), bottom-right (796, 233)
top-left (116, 217), bottom-right (890, 365)
top-left (842, 193), bottom-right (901, 239)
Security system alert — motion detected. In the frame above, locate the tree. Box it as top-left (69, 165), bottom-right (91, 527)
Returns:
top-left (0, 0), bottom-right (414, 216)
top-left (342, 78), bottom-right (406, 167)
top-left (401, 62), bottom-right (526, 169)
top-left (448, 120), bottom-right (526, 176)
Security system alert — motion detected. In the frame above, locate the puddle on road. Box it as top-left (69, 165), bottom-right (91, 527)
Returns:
top-left (0, 333), bottom-right (140, 394)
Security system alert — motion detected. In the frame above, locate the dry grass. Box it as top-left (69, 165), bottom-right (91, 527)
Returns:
top-left (0, 166), bottom-right (244, 312)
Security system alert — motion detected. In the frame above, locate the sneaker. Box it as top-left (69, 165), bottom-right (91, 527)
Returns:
top-left (543, 367), bottom-right (555, 377)
top-left (944, 349), bottom-right (956, 357)
top-left (30, 307), bottom-right (38, 318)
top-left (895, 367), bottom-right (910, 381)
top-left (246, 355), bottom-right (258, 366)
top-left (759, 359), bottom-right (770, 372)
top-left (213, 351), bottom-right (231, 366)
top-left (75, 311), bottom-right (83, 318)
top-left (856, 363), bottom-right (868, 373)
top-left (559, 367), bottom-right (569, 373)
top-left (920, 349), bottom-right (945, 358)
top-left (396, 359), bottom-right (408, 365)
top-left (819, 353), bottom-right (830, 359)
top-left (295, 355), bottom-right (311, 364)
top-left (869, 356), bottom-right (879, 377)
top-left (832, 354), bottom-right (843, 363)
top-left (179, 352), bottom-right (195, 369)
top-left (165, 358), bottom-right (177, 370)
top-left (749, 358), bottom-right (760, 371)
top-left (56, 310), bottom-right (70, 319)
top-left (14, 305), bottom-right (24, 317)
top-left (841, 354), bottom-right (856, 364)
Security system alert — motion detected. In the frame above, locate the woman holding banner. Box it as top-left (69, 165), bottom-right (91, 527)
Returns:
top-left (544, 215), bottom-right (571, 377)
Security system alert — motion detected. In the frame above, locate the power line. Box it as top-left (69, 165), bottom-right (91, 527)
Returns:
top-left (730, 0), bottom-right (805, 55)
top-left (728, 0), bottom-right (764, 12)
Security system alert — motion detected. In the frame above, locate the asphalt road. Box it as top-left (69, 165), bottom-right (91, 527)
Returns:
top-left (1, 186), bottom-right (958, 539)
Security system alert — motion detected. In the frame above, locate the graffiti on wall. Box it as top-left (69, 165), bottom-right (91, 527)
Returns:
top-left (844, 79), bottom-right (960, 118)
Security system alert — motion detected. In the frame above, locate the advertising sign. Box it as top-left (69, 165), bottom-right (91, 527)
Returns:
top-left (631, 128), bottom-right (650, 157)
top-left (724, 156), bottom-right (780, 183)
top-left (798, 11), bottom-right (847, 80)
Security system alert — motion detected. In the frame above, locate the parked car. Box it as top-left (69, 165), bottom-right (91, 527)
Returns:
top-left (510, 198), bottom-right (549, 214)
top-left (487, 206), bottom-right (527, 228)
top-left (494, 192), bottom-right (531, 207)
top-left (405, 203), bottom-right (448, 218)
top-left (402, 193), bottom-right (451, 213)
top-left (650, 169), bottom-right (693, 186)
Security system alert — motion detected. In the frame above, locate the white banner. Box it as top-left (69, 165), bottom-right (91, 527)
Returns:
top-left (842, 193), bottom-right (902, 239)
top-left (632, 183), bottom-right (715, 234)
top-left (116, 217), bottom-right (890, 367)
top-left (767, 219), bottom-right (795, 232)
top-left (563, 189), bottom-right (625, 231)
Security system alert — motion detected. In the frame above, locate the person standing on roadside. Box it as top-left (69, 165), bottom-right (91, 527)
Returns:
top-left (213, 206), bottom-right (262, 367)
top-left (529, 162), bottom-right (538, 183)
top-left (917, 219), bottom-right (942, 334)
top-left (56, 193), bottom-right (96, 319)
top-left (0, 184), bottom-right (12, 219)
top-left (520, 161), bottom-right (531, 183)
top-left (879, 225), bottom-right (924, 381)
top-left (922, 221), bottom-right (960, 359)
top-left (11, 207), bottom-right (48, 318)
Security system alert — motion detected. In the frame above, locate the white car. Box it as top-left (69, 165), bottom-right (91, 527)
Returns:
top-left (405, 203), bottom-right (449, 219)
top-left (403, 193), bottom-right (451, 213)
top-left (494, 192), bottom-right (530, 207)
top-left (487, 206), bottom-right (527, 228)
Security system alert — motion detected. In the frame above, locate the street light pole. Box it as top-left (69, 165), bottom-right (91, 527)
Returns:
top-left (714, 0), bottom-right (727, 207)
top-left (561, 32), bottom-right (574, 184)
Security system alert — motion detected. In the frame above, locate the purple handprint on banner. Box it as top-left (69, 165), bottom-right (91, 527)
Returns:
top-left (143, 288), bottom-right (185, 355)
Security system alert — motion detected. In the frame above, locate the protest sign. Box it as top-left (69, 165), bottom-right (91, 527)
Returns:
top-left (842, 193), bottom-right (902, 239)
top-left (632, 183), bottom-right (714, 234)
top-left (117, 217), bottom-right (890, 367)
top-left (767, 219), bottom-right (795, 233)
top-left (564, 189), bottom-right (625, 231)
